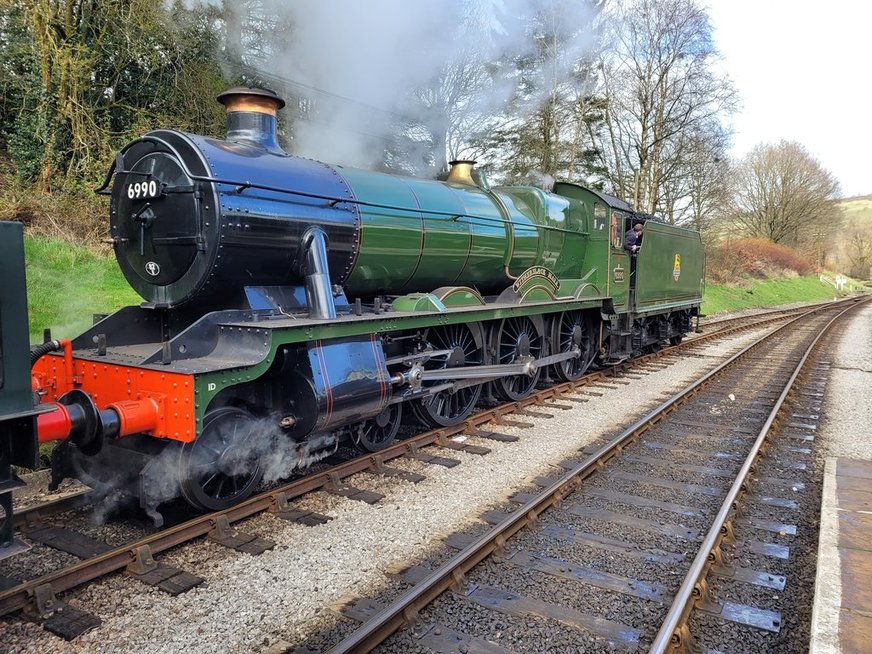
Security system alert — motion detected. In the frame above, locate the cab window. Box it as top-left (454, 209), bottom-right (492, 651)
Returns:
top-left (593, 203), bottom-right (607, 231)
top-left (611, 212), bottom-right (625, 249)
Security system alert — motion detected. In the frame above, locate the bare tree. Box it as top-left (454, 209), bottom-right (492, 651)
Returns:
top-left (845, 227), bottom-right (872, 279)
top-left (474, 0), bottom-right (606, 184)
top-left (592, 0), bottom-right (736, 213)
top-left (730, 140), bottom-right (841, 251)
top-left (404, 47), bottom-right (498, 174)
top-left (659, 125), bottom-right (730, 229)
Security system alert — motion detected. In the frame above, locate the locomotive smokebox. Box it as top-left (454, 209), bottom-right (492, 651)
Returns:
top-left (217, 86), bottom-right (286, 154)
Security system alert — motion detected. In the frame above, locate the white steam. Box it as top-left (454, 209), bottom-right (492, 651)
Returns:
top-left (184, 0), bottom-right (600, 174)
top-left (87, 416), bottom-right (339, 527)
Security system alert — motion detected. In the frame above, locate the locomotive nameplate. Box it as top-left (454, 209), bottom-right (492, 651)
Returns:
top-left (512, 266), bottom-right (560, 293)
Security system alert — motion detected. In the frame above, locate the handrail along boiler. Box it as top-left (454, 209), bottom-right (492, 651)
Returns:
top-left (21, 87), bottom-right (704, 525)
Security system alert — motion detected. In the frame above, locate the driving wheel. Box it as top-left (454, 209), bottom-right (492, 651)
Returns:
top-left (351, 403), bottom-right (402, 452)
top-left (411, 323), bottom-right (484, 427)
top-left (491, 315), bottom-right (543, 401)
top-left (179, 406), bottom-right (264, 511)
top-left (550, 310), bottom-right (597, 382)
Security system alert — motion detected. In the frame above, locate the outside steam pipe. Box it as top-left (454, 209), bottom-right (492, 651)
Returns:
top-left (302, 227), bottom-right (337, 320)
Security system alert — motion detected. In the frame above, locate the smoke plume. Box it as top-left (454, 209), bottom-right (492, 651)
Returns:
top-left (201, 0), bottom-right (600, 174)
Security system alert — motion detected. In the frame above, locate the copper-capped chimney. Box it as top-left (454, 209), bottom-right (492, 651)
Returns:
top-left (216, 87), bottom-right (286, 154)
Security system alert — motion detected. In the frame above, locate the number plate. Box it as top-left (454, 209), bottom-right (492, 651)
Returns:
top-left (126, 179), bottom-right (160, 200)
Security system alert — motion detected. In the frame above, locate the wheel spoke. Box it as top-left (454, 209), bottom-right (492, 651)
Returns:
top-left (493, 317), bottom-right (542, 401)
top-left (201, 471), bottom-right (219, 490)
top-left (552, 311), bottom-right (594, 383)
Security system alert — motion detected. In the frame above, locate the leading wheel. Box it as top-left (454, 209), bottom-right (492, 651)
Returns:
top-left (411, 323), bottom-right (484, 427)
top-left (491, 316), bottom-right (543, 401)
top-left (179, 406), bottom-right (264, 511)
top-left (351, 403), bottom-right (402, 452)
top-left (550, 311), bottom-right (597, 382)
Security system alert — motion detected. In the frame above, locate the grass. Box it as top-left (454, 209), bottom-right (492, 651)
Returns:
top-left (25, 235), bottom-right (140, 342)
top-left (701, 275), bottom-right (848, 316)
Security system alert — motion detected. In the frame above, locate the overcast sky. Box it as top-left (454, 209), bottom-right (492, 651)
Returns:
top-left (706, 1), bottom-right (870, 198)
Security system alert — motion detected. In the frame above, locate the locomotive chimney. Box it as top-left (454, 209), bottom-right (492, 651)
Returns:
top-left (217, 87), bottom-right (286, 154)
top-left (447, 160), bottom-right (477, 186)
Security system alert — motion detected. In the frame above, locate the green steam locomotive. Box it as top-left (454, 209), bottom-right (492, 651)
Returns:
top-left (18, 87), bottom-right (704, 522)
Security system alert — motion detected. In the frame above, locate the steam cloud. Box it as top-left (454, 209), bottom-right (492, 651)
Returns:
top-left (88, 417), bottom-right (339, 527)
top-left (189, 0), bottom-right (599, 174)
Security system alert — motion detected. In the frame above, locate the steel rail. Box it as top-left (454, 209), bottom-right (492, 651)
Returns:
top-left (690, 306), bottom-right (813, 336)
top-left (0, 299), bottom-right (854, 619)
top-left (648, 298), bottom-right (867, 653)
top-left (324, 298), bottom-right (863, 653)
top-left (12, 490), bottom-right (90, 529)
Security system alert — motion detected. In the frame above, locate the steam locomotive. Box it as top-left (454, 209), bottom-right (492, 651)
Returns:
top-left (1, 87), bottom-right (704, 530)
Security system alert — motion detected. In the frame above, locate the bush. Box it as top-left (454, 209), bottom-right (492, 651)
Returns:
top-left (706, 238), bottom-right (814, 284)
top-left (0, 171), bottom-right (107, 246)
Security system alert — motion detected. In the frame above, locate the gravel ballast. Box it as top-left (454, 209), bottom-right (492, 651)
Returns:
top-left (2, 304), bottom-right (868, 654)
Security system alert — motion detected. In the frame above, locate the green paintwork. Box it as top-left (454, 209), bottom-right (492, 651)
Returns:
top-left (558, 278), bottom-right (606, 299)
top-left (633, 222), bottom-right (704, 312)
top-left (336, 168), bottom-right (436, 293)
top-left (190, 294), bottom-right (608, 427)
top-left (552, 183), bottom-right (631, 311)
top-left (0, 221), bottom-right (40, 469)
top-left (391, 293), bottom-right (448, 313)
top-left (0, 222), bottom-right (34, 417)
top-left (335, 165), bottom-right (592, 297)
top-left (432, 287), bottom-right (486, 307)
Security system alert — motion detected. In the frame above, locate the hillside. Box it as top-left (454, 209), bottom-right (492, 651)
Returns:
top-left (831, 196), bottom-right (872, 279)
top-left (24, 236), bottom-right (140, 341)
top-left (839, 196), bottom-right (872, 222)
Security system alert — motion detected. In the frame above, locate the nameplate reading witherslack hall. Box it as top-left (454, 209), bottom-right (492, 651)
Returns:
top-left (512, 266), bottom-right (561, 293)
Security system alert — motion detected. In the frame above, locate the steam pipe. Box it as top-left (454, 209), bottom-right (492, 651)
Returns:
top-left (302, 227), bottom-right (337, 320)
top-left (30, 340), bottom-right (62, 367)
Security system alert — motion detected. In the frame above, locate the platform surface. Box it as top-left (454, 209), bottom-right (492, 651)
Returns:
top-left (810, 457), bottom-right (872, 653)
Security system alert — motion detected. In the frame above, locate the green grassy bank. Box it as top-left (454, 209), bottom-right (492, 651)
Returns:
top-left (25, 236), bottom-right (140, 341)
top-left (701, 275), bottom-right (854, 316)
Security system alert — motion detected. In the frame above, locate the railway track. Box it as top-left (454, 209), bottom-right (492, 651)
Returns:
top-left (0, 299), bottom-right (859, 644)
top-left (320, 298), bottom-right (864, 653)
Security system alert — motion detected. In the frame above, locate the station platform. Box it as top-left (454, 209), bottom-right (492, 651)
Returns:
top-left (810, 457), bottom-right (872, 653)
